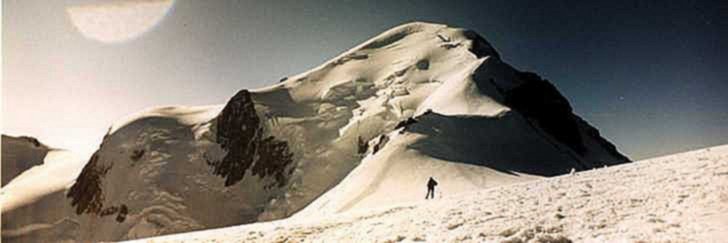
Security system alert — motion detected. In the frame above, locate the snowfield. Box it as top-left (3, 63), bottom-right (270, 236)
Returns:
top-left (130, 145), bottom-right (728, 243)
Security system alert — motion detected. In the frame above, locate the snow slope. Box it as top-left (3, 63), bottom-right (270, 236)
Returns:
top-left (2, 22), bottom-right (629, 242)
top-left (130, 145), bottom-right (728, 243)
top-left (293, 22), bottom-right (629, 216)
top-left (1, 136), bottom-right (86, 243)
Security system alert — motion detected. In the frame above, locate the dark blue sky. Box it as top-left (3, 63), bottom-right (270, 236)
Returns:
top-left (4, 0), bottom-right (728, 159)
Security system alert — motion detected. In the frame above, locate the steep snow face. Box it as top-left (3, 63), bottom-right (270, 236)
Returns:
top-left (128, 145), bottom-right (728, 243)
top-left (48, 22), bottom-right (627, 241)
top-left (2, 135), bottom-right (50, 186)
top-left (295, 25), bottom-right (630, 215)
top-left (1, 137), bottom-right (85, 243)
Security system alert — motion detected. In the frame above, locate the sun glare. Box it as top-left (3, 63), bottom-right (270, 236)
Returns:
top-left (66, 0), bottom-right (174, 43)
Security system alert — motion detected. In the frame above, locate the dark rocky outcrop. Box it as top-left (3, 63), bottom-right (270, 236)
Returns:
top-left (99, 204), bottom-right (128, 223)
top-left (209, 89), bottom-right (295, 188)
top-left (67, 152), bottom-right (110, 215)
top-left (394, 117), bottom-right (419, 130)
top-left (371, 135), bottom-right (390, 155)
top-left (116, 204), bottom-right (128, 223)
top-left (130, 149), bottom-right (145, 162)
top-left (357, 136), bottom-right (369, 155)
top-left (67, 133), bottom-right (133, 221)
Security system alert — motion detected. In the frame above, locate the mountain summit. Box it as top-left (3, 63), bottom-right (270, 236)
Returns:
top-left (3, 22), bottom-right (629, 242)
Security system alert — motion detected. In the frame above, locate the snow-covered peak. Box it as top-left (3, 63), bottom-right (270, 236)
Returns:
top-left (3, 22), bottom-right (629, 242)
top-left (271, 22), bottom-right (500, 103)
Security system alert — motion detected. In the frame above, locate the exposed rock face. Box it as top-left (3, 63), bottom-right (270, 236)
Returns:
top-left (67, 152), bottom-right (109, 215)
top-left (371, 134), bottom-right (390, 155)
top-left (394, 117), bottom-right (419, 130)
top-left (67, 133), bottom-right (130, 225)
top-left (1, 135), bottom-right (50, 186)
top-left (209, 89), bottom-right (295, 187)
top-left (357, 136), bottom-right (369, 155)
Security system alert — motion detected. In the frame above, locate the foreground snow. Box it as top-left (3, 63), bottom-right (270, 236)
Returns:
top-left (130, 145), bottom-right (728, 243)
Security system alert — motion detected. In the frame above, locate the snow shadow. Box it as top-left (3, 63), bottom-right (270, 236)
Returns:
top-left (405, 112), bottom-right (582, 177)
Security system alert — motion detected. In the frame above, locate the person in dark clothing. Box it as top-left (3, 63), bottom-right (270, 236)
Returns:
top-left (426, 177), bottom-right (438, 199)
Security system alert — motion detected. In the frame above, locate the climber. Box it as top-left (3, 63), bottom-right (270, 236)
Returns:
top-left (425, 177), bottom-right (438, 199)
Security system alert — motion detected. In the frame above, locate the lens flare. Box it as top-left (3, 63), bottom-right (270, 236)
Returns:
top-left (66, 0), bottom-right (174, 43)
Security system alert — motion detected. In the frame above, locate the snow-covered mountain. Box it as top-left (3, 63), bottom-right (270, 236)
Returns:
top-left (1, 135), bottom-right (85, 243)
top-left (2, 135), bottom-right (50, 186)
top-left (129, 145), bottom-right (728, 243)
top-left (2, 22), bottom-right (629, 242)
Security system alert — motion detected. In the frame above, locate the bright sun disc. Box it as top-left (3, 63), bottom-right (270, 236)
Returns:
top-left (66, 0), bottom-right (174, 43)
